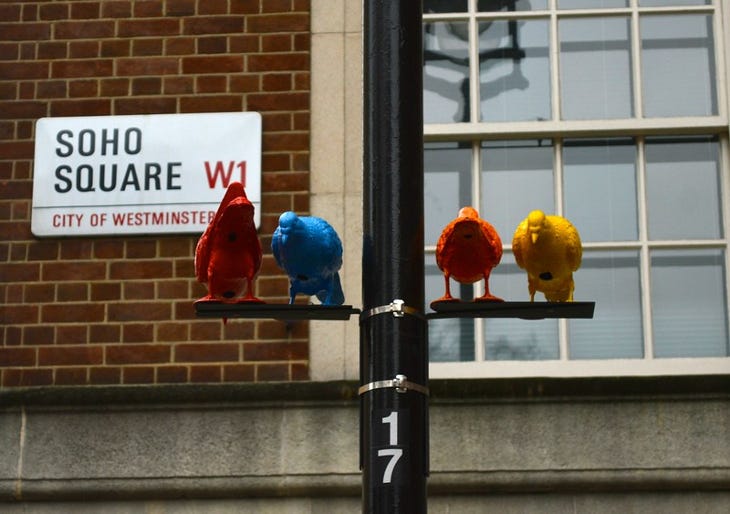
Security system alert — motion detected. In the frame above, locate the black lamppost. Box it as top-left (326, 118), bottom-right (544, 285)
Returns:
top-left (360, 1), bottom-right (429, 513)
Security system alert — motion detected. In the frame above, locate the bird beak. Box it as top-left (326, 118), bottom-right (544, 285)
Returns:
top-left (531, 233), bottom-right (538, 244)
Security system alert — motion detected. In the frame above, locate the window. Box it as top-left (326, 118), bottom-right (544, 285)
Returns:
top-left (423, 0), bottom-right (730, 377)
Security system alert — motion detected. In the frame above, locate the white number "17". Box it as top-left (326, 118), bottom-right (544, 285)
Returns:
top-left (378, 411), bottom-right (403, 484)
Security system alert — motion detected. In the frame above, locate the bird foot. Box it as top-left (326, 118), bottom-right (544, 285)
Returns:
top-left (474, 294), bottom-right (503, 303)
top-left (430, 296), bottom-right (461, 308)
top-left (194, 295), bottom-right (221, 304)
top-left (236, 296), bottom-right (265, 304)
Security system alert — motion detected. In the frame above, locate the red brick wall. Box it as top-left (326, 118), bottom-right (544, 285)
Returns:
top-left (0, 0), bottom-right (311, 387)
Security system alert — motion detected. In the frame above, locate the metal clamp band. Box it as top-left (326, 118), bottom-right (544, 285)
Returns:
top-left (360, 299), bottom-right (425, 322)
top-left (358, 374), bottom-right (429, 396)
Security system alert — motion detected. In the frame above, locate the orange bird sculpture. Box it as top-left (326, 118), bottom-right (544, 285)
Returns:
top-left (194, 181), bottom-right (263, 305)
top-left (433, 206), bottom-right (503, 304)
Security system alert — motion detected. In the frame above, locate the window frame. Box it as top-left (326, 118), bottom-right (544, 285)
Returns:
top-left (424, 0), bottom-right (730, 378)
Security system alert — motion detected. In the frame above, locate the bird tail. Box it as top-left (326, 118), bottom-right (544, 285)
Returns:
top-left (317, 272), bottom-right (345, 306)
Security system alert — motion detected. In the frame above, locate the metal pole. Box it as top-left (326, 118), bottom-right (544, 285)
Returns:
top-left (360, 1), bottom-right (428, 513)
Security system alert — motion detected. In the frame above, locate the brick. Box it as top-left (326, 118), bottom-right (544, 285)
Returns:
top-left (101, 39), bottom-right (131, 57)
top-left (159, 238), bottom-right (192, 257)
top-left (262, 34), bottom-right (292, 53)
top-left (55, 368), bottom-right (88, 385)
top-left (184, 16), bottom-right (244, 35)
top-left (0, 305), bottom-right (38, 325)
top-left (56, 324), bottom-right (88, 345)
top-left (37, 42), bottom-right (67, 59)
top-left (248, 53), bottom-right (309, 72)
top-left (291, 363), bottom-right (309, 381)
top-left (36, 80), bottom-right (68, 99)
top-left (42, 262), bottom-right (106, 281)
top-left (294, 33), bottom-right (309, 52)
top-left (69, 79), bottom-right (99, 97)
top-left (265, 132), bottom-right (308, 152)
top-left (175, 343), bottom-right (239, 363)
top-left (262, 73), bottom-right (292, 91)
top-left (262, 171), bottom-right (308, 192)
top-left (116, 57), bottom-right (179, 76)
top-left (0, 43), bottom-right (18, 60)
top-left (244, 341), bottom-right (307, 361)
top-left (107, 344), bottom-right (170, 364)
top-left (0, 4), bottom-right (21, 21)
top-left (1, 263), bottom-right (41, 282)
top-left (123, 366), bottom-right (155, 384)
top-left (256, 363), bottom-right (289, 381)
top-left (102, 1), bottom-right (132, 18)
top-left (38, 346), bottom-right (102, 366)
top-left (164, 37), bottom-right (195, 56)
top-left (231, 0), bottom-right (260, 15)
top-left (157, 365), bottom-right (188, 383)
top-left (100, 78), bottom-right (130, 96)
top-left (133, 38), bottom-right (164, 57)
top-left (23, 326), bottom-right (54, 346)
top-left (229, 74), bottom-right (260, 93)
top-left (90, 366), bottom-right (122, 384)
top-left (262, 0), bottom-right (294, 13)
top-left (123, 323), bottom-right (154, 343)
top-left (90, 324), bottom-right (121, 343)
top-left (198, 36), bottom-right (227, 54)
top-left (158, 280), bottom-right (190, 299)
top-left (196, 75), bottom-right (227, 93)
top-left (60, 240), bottom-right (92, 260)
top-left (199, 0), bottom-right (228, 15)
top-left (163, 76), bottom-right (194, 94)
top-left (42, 303), bottom-right (105, 323)
top-left (133, 0), bottom-right (163, 17)
top-left (0, 347), bottom-right (36, 366)
top-left (180, 95), bottom-right (242, 113)
top-left (190, 365), bottom-right (221, 382)
top-left (24, 283), bottom-right (54, 303)
top-left (70, 2), bottom-right (101, 19)
top-left (57, 282), bottom-right (89, 302)
top-left (0, 61), bottom-right (48, 80)
top-left (118, 19), bottom-right (180, 37)
top-left (69, 41), bottom-right (100, 59)
top-left (223, 364), bottom-right (255, 382)
top-left (94, 240), bottom-right (125, 259)
top-left (52, 59), bottom-right (113, 78)
top-left (262, 112), bottom-right (292, 131)
top-left (110, 260), bottom-right (172, 280)
top-left (0, 23), bottom-right (50, 41)
top-left (182, 55), bottom-right (243, 74)
top-left (126, 239), bottom-right (157, 258)
top-left (132, 77), bottom-right (162, 95)
top-left (3, 327), bottom-right (22, 346)
top-left (107, 301), bottom-right (171, 321)
top-left (157, 322), bottom-right (189, 342)
top-left (247, 14), bottom-right (308, 33)
top-left (4, 369), bottom-right (53, 387)
top-left (55, 20), bottom-right (114, 39)
top-left (114, 97), bottom-right (177, 114)
top-left (124, 281), bottom-right (155, 300)
top-left (190, 321), bottom-right (222, 341)
top-left (248, 92), bottom-right (308, 111)
top-left (91, 282), bottom-right (121, 301)
top-left (166, 0), bottom-right (196, 17)
top-left (21, 4), bottom-right (38, 22)
top-left (229, 35), bottom-right (259, 53)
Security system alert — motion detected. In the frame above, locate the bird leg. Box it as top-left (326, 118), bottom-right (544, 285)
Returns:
top-left (474, 272), bottom-right (503, 302)
top-left (433, 274), bottom-right (459, 303)
top-left (237, 276), bottom-right (264, 303)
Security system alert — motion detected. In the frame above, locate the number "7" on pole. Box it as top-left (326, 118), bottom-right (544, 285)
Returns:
top-left (378, 411), bottom-right (402, 484)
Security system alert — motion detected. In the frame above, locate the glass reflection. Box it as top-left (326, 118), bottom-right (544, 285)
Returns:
top-left (424, 0), bottom-right (468, 13)
top-left (569, 250), bottom-right (643, 359)
top-left (644, 136), bottom-right (722, 240)
top-left (479, 0), bottom-right (548, 12)
top-left (560, 0), bottom-right (627, 7)
top-left (424, 22), bottom-right (470, 123)
top-left (560, 17), bottom-right (633, 120)
top-left (426, 259), bottom-right (476, 362)
top-left (641, 14), bottom-right (717, 117)
top-left (480, 19), bottom-right (550, 122)
top-left (425, 142), bottom-right (472, 246)
top-left (640, 0), bottom-right (709, 6)
top-left (481, 140), bottom-right (554, 239)
top-left (651, 249), bottom-right (729, 357)
top-left (563, 139), bottom-right (638, 242)
top-left (485, 252), bottom-right (559, 360)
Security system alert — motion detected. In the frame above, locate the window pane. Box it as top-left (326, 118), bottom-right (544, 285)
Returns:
top-left (651, 249), bottom-right (729, 357)
top-left (479, 20), bottom-right (551, 122)
top-left (641, 14), bottom-right (717, 117)
top-left (424, 22), bottom-right (470, 123)
top-left (427, 260), bottom-right (476, 362)
top-left (569, 251), bottom-right (644, 359)
top-left (425, 143), bottom-right (472, 246)
top-left (563, 139), bottom-right (638, 242)
top-left (479, 0), bottom-right (548, 11)
top-left (645, 137), bottom-right (722, 240)
top-left (424, 0), bottom-right (468, 13)
top-left (481, 140), bottom-right (554, 239)
top-left (640, 0), bottom-right (710, 6)
top-left (485, 253), bottom-right (559, 360)
top-left (559, 17), bottom-right (633, 120)
top-left (559, 0), bottom-right (628, 8)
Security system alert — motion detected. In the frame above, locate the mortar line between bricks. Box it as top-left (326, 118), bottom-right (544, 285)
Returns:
top-left (14, 405), bottom-right (26, 501)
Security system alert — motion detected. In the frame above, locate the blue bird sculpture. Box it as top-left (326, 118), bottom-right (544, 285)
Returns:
top-left (272, 211), bottom-right (345, 305)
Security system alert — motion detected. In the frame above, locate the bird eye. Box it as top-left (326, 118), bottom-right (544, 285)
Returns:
top-left (228, 232), bottom-right (237, 242)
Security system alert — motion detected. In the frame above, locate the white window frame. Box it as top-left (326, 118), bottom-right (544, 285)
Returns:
top-left (425, 0), bottom-right (730, 378)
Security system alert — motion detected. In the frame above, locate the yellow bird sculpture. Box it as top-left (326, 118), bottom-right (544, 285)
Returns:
top-left (512, 210), bottom-right (582, 302)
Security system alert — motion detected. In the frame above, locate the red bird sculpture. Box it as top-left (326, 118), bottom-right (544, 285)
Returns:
top-left (194, 181), bottom-right (263, 305)
top-left (433, 206), bottom-right (503, 304)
